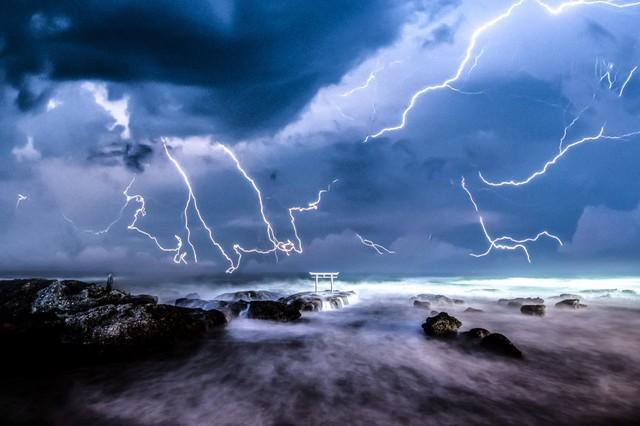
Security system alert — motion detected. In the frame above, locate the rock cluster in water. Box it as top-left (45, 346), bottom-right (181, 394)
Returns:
top-left (422, 311), bottom-right (524, 359)
top-left (0, 279), bottom-right (226, 360)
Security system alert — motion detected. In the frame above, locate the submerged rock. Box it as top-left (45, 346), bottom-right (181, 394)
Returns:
top-left (422, 312), bottom-right (461, 338)
top-left (555, 299), bottom-right (587, 309)
top-left (413, 300), bottom-right (431, 310)
top-left (464, 307), bottom-right (484, 313)
top-left (621, 289), bottom-right (637, 295)
top-left (214, 290), bottom-right (280, 302)
top-left (479, 333), bottom-right (523, 359)
top-left (459, 328), bottom-right (490, 344)
top-left (247, 301), bottom-right (301, 322)
top-left (498, 297), bottom-right (544, 308)
top-left (413, 294), bottom-right (464, 305)
top-left (520, 304), bottom-right (546, 316)
top-left (549, 293), bottom-right (583, 300)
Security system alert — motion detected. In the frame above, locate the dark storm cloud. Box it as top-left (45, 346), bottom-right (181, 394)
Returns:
top-left (88, 142), bottom-right (153, 172)
top-left (0, 0), bottom-right (413, 134)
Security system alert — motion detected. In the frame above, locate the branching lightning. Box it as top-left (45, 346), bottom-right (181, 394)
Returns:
top-left (461, 177), bottom-right (562, 262)
top-left (16, 194), bottom-right (27, 209)
top-left (356, 233), bottom-right (396, 255)
top-left (478, 126), bottom-right (640, 187)
top-left (619, 65), bottom-right (638, 97)
top-left (363, 0), bottom-right (640, 143)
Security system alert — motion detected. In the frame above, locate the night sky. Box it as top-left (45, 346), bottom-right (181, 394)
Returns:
top-left (2, 0), bottom-right (640, 277)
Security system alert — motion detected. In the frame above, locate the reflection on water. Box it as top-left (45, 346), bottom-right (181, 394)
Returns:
top-left (4, 277), bottom-right (640, 425)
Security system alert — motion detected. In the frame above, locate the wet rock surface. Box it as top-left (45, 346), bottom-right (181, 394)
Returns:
top-left (555, 299), bottom-right (588, 309)
top-left (214, 290), bottom-right (281, 302)
top-left (422, 312), bottom-right (462, 338)
top-left (464, 307), bottom-right (484, 313)
top-left (413, 300), bottom-right (431, 309)
top-left (413, 294), bottom-right (464, 305)
top-left (0, 279), bottom-right (225, 361)
top-left (498, 297), bottom-right (544, 308)
top-left (479, 333), bottom-right (524, 359)
top-left (247, 301), bottom-right (301, 322)
top-left (521, 304), bottom-right (546, 316)
top-left (279, 290), bottom-right (356, 312)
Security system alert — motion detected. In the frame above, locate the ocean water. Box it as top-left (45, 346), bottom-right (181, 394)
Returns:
top-left (4, 276), bottom-right (640, 425)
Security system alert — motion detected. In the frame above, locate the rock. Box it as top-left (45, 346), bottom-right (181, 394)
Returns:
top-left (214, 290), bottom-right (280, 302)
top-left (413, 300), bottom-right (431, 310)
top-left (520, 305), bottom-right (546, 316)
top-left (413, 294), bottom-right (464, 305)
top-left (464, 307), bottom-right (484, 313)
top-left (621, 289), bottom-right (637, 295)
top-left (459, 328), bottom-right (490, 344)
top-left (580, 289), bottom-right (617, 293)
top-left (0, 279), bottom-right (56, 321)
top-left (479, 333), bottom-right (523, 359)
top-left (279, 290), bottom-right (356, 312)
top-left (549, 293), bottom-right (582, 300)
top-left (247, 301), bottom-right (301, 322)
top-left (498, 297), bottom-right (544, 308)
top-left (62, 304), bottom-right (226, 349)
top-left (175, 298), bottom-right (228, 311)
top-left (422, 312), bottom-right (461, 338)
top-left (555, 299), bottom-right (587, 309)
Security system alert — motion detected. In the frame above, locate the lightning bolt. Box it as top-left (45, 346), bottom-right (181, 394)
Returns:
top-left (461, 177), bottom-right (562, 263)
top-left (63, 185), bottom-right (132, 236)
top-left (16, 194), bottom-right (27, 209)
top-left (619, 65), bottom-right (638, 97)
top-left (363, 0), bottom-right (640, 143)
top-left (478, 126), bottom-right (640, 187)
top-left (340, 71), bottom-right (378, 98)
top-left (355, 233), bottom-right (396, 254)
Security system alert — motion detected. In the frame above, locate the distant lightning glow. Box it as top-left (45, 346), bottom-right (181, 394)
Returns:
top-left (363, 0), bottom-right (640, 143)
top-left (619, 65), bottom-right (638, 96)
top-left (16, 194), bottom-right (27, 209)
top-left (356, 233), bottom-right (395, 255)
top-left (479, 126), bottom-right (640, 187)
top-left (461, 177), bottom-right (562, 263)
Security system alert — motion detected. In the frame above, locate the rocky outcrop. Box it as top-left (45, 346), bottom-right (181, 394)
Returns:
top-left (555, 299), bottom-right (587, 309)
top-left (413, 300), bottom-right (431, 310)
top-left (498, 297), bottom-right (544, 308)
top-left (214, 290), bottom-right (280, 302)
top-left (549, 293), bottom-right (582, 300)
top-left (413, 294), bottom-right (464, 305)
top-left (0, 279), bottom-right (226, 360)
top-left (279, 290), bottom-right (356, 312)
top-left (175, 298), bottom-right (228, 311)
top-left (422, 312), bottom-right (461, 338)
top-left (459, 327), bottom-right (490, 344)
top-left (246, 301), bottom-right (301, 322)
top-left (520, 304), bottom-right (545, 316)
top-left (479, 333), bottom-right (523, 359)
top-left (464, 307), bottom-right (484, 313)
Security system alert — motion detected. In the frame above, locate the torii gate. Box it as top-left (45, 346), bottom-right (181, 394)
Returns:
top-left (309, 272), bottom-right (339, 293)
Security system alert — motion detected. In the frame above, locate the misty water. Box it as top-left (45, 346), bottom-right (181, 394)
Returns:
top-left (5, 277), bottom-right (640, 425)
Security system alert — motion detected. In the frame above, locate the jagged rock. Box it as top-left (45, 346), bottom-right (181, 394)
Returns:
top-left (459, 328), bottom-right (490, 344)
top-left (520, 305), bottom-right (546, 316)
top-left (422, 312), bottom-right (461, 338)
top-left (279, 290), bottom-right (356, 312)
top-left (498, 297), bottom-right (544, 308)
top-left (464, 307), bottom-right (484, 313)
top-left (214, 290), bottom-right (280, 302)
top-left (62, 303), bottom-right (226, 348)
top-left (175, 298), bottom-right (228, 311)
top-left (555, 299), bottom-right (587, 309)
top-left (413, 294), bottom-right (464, 305)
top-left (479, 333), bottom-right (523, 359)
top-left (413, 300), bottom-right (431, 310)
top-left (247, 301), bottom-right (301, 322)
top-left (549, 293), bottom-right (582, 300)
top-left (0, 279), bottom-right (56, 321)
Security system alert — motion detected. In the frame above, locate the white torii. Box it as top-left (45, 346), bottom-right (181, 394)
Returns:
top-left (309, 272), bottom-right (339, 293)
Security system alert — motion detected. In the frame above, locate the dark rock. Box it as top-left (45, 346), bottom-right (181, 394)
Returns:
top-left (621, 289), bottom-right (637, 295)
top-left (0, 279), bottom-right (56, 321)
top-left (464, 307), bottom-right (484, 313)
top-left (549, 293), bottom-right (582, 300)
top-left (214, 290), bottom-right (280, 302)
top-left (479, 333), bottom-right (523, 359)
top-left (498, 297), bottom-right (544, 307)
top-left (413, 300), bottom-right (431, 310)
top-left (227, 300), bottom-right (250, 317)
top-left (175, 298), bottom-right (228, 311)
top-left (279, 290), bottom-right (356, 312)
top-left (413, 294), bottom-right (464, 305)
top-left (460, 328), bottom-right (490, 345)
top-left (555, 299), bottom-right (587, 309)
top-left (247, 301), bottom-right (301, 322)
top-left (520, 305), bottom-right (546, 316)
top-left (422, 312), bottom-right (461, 338)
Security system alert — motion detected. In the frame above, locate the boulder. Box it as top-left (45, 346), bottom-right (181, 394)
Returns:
top-left (498, 297), bottom-right (544, 308)
top-left (413, 294), bottom-right (464, 305)
top-left (459, 328), bottom-right (490, 344)
top-left (413, 300), bottom-right (431, 310)
top-left (214, 290), bottom-right (280, 302)
top-left (479, 333), bottom-right (523, 359)
top-left (520, 304), bottom-right (546, 316)
top-left (247, 301), bottom-right (301, 322)
top-left (464, 307), bottom-right (484, 313)
top-left (422, 312), bottom-right (461, 338)
top-left (0, 279), bottom-right (56, 321)
top-left (555, 299), bottom-right (587, 309)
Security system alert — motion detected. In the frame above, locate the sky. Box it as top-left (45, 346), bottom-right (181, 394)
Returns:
top-left (2, 0), bottom-right (640, 278)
